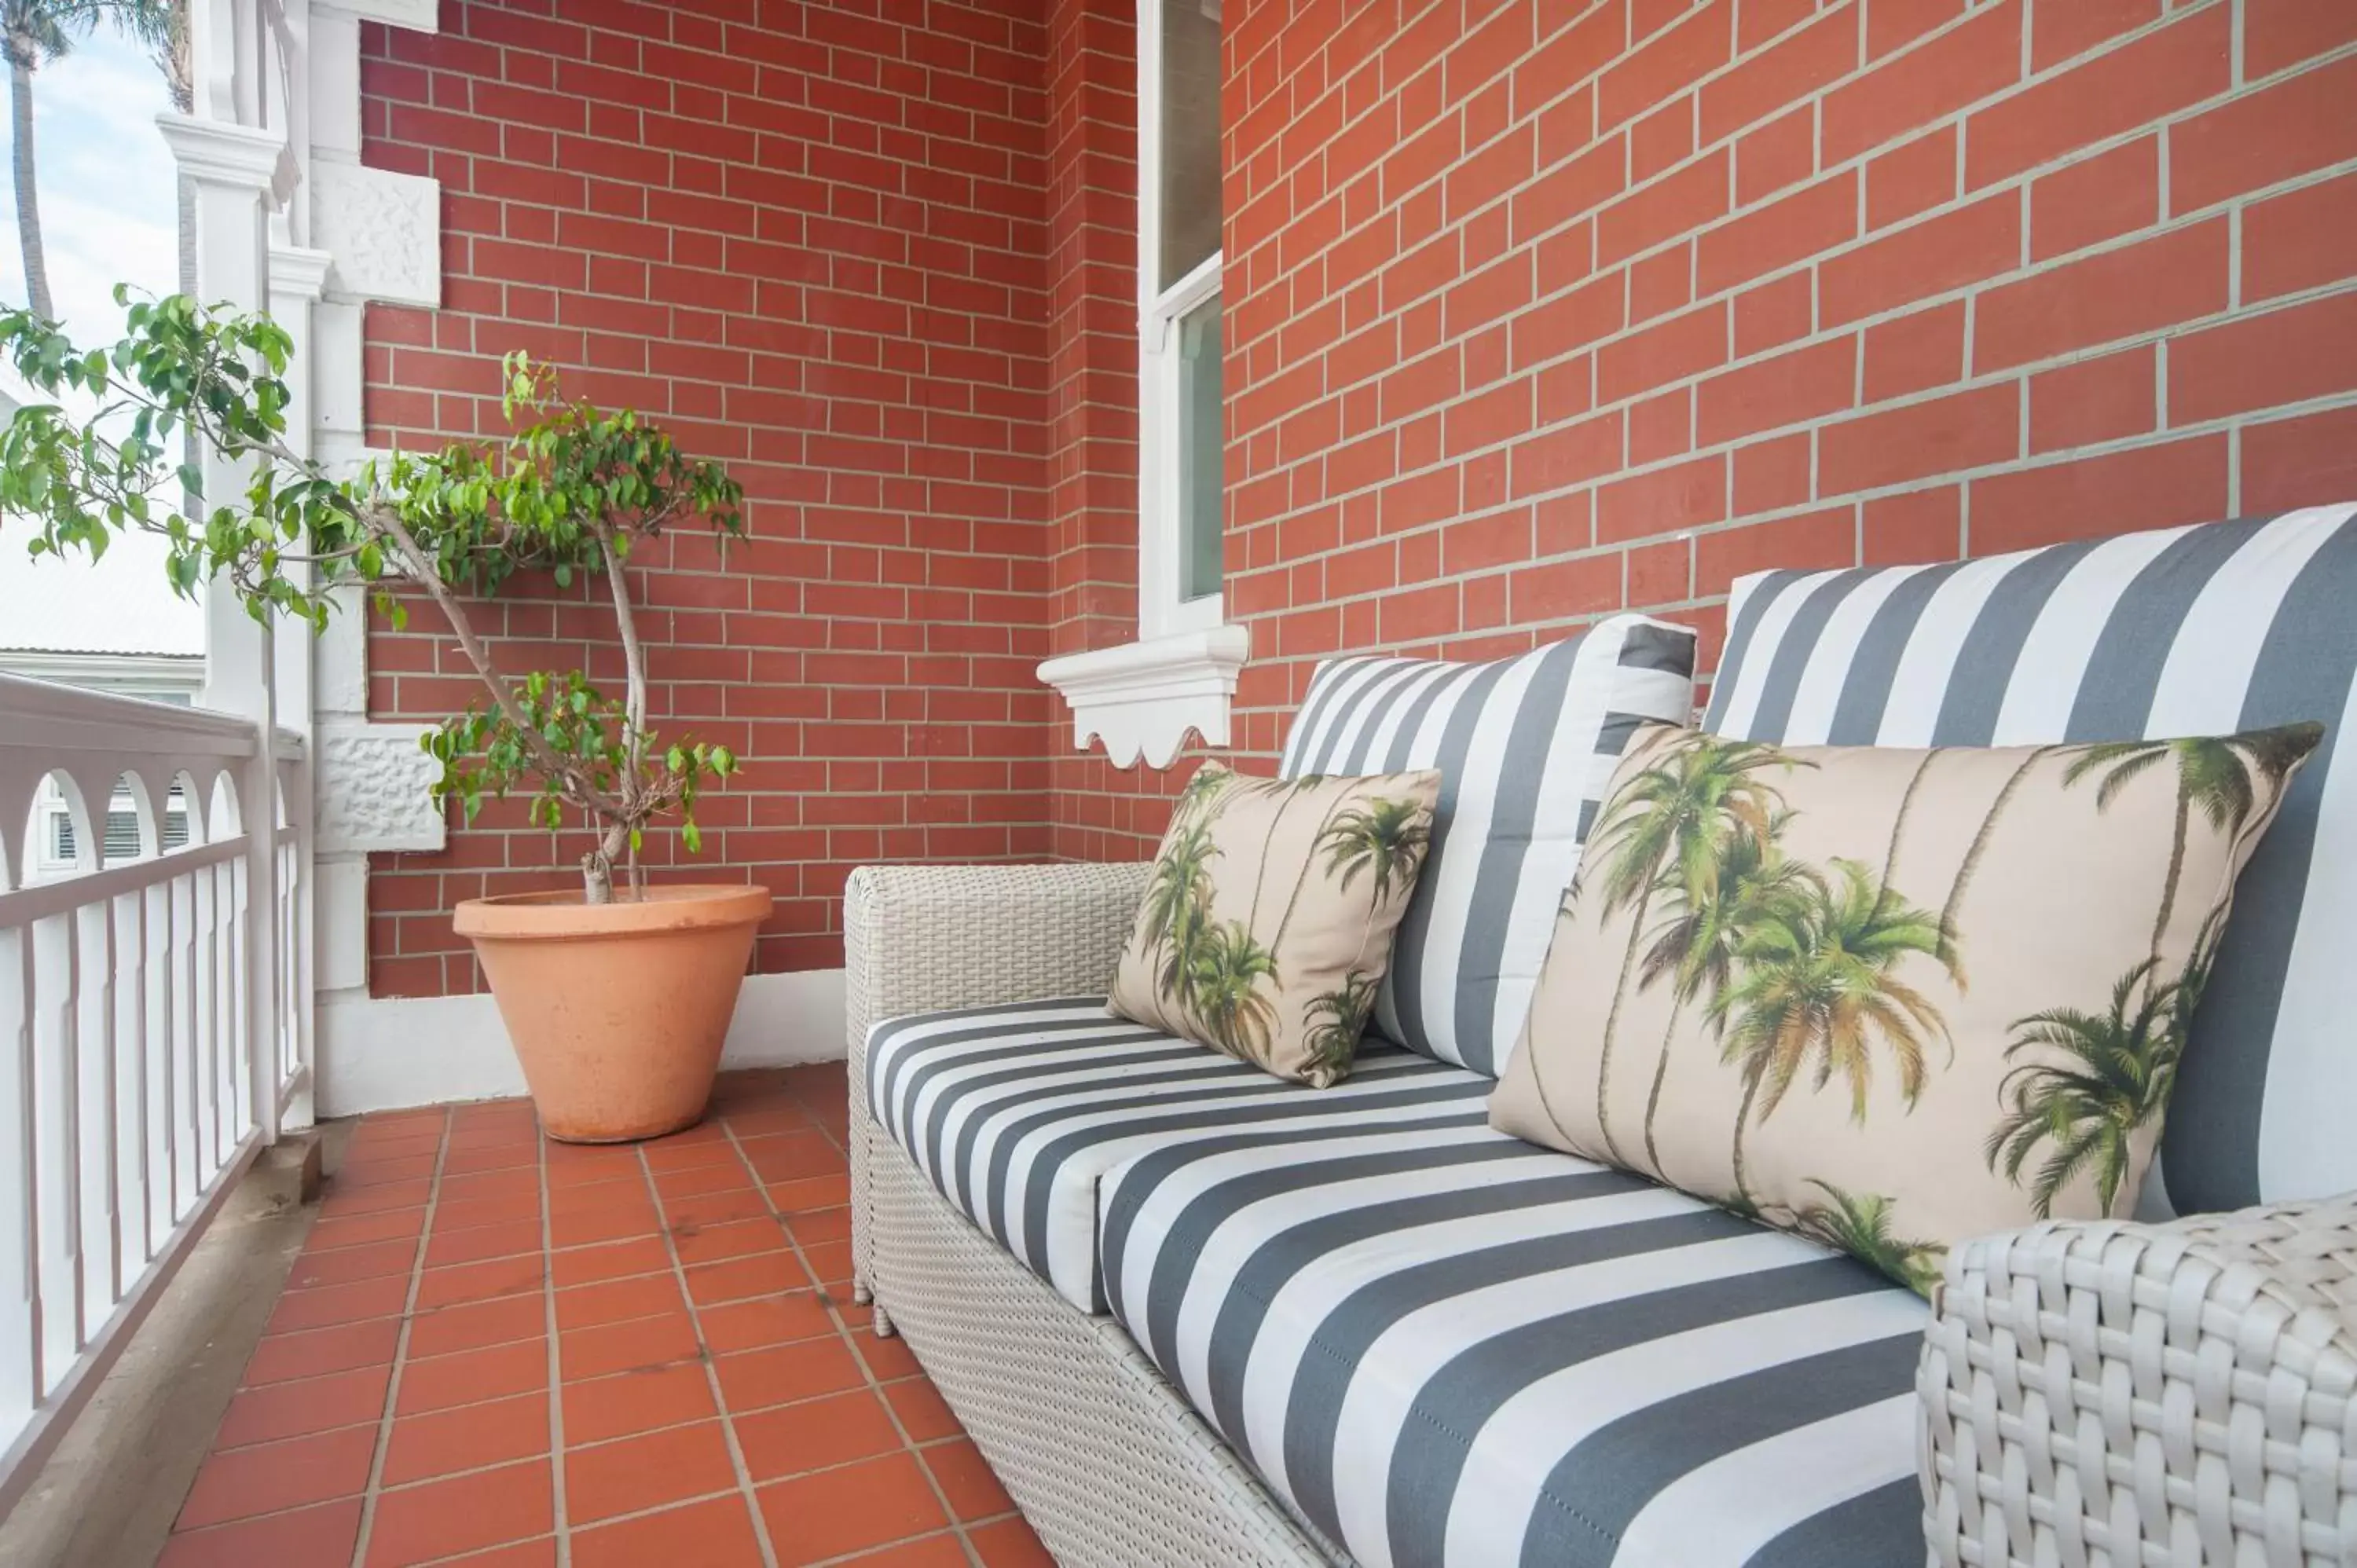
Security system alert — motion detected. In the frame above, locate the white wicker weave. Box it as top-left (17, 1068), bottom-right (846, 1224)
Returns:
top-left (843, 861), bottom-right (1149, 1308)
top-left (1922, 1196), bottom-right (2357, 1567)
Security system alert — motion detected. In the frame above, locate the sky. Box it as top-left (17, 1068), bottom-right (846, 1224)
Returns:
top-left (0, 23), bottom-right (199, 656)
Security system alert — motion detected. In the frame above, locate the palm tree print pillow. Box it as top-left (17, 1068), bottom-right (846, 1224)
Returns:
top-left (1109, 763), bottom-right (1442, 1086)
top-left (1489, 720), bottom-right (2322, 1295)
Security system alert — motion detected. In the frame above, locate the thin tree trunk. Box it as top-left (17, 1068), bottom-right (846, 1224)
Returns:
top-left (1639, 1001), bottom-right (1682, 1177)
top-left (1731, 1070), bottom-right (1763, 1211)
top-left (1938, 748), bottom-right (2050, 985)
top-left (1246, 783), bottom-right (1292, 930)
top-left (1582, 879), bottom-right (1655, 1163)
top-left (1266, 793), bottom-right (1350, 958)
top-left (11, 55), bottom-right (52, 322)
top-left (2147, 782), bottom-right (2189, 998)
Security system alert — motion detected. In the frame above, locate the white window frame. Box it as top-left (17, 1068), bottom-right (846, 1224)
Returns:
top-left (1036, 0), bottom-right (1247, 768)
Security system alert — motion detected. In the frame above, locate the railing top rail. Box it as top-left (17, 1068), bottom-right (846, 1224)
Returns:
top-left (0, 672), bottom-right (258, 760)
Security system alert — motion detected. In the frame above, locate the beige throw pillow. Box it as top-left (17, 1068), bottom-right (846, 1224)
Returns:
top-left (1490, 720), bottom-right (2322, 1294)
top-left (1109, 763), bottom-right (1442, 1086)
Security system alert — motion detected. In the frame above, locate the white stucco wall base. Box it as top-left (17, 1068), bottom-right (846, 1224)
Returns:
top-left (317, 966), bottom-right (849, 1118)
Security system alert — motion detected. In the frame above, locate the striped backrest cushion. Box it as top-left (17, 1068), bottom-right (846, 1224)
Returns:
top-left (1277, 614), bottom-right (1697, 1075)
top-left (1703, 504), bottom-right (2357, 1215)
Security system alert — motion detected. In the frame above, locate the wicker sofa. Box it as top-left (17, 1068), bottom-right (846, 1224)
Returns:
top-left (845, 507), bottom-right (2357, 1568)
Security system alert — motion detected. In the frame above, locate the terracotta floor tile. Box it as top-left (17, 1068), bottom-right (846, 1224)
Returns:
top-left (733, 1388), bottom-right (901, 1482)
top-left (757, 1451), bottom-right (948, 1566)
top-left (405, 1292), bottom-right (547, 1359)
top-left (423, 1539), bottom-right (555, 1566)
top-left (669, 1215), bottom-right (789, 1266)
top-left (321, 1179), bottom-right (432, 1218)
top-left (918, 1436), bottom-right (1016, 1521)
top-left (764, 1174), bottom-right (851, 1214)
top-left (548, 1202), bottom-right (662, 1249)
top-left (438, 1167), bottom-right (543, 1203)
top-left (548, 1235), bottom-right (673, 1288)
top-left (542, 1145), bottom-right (644, 1185)
top-left (244, 1317), bottom-right (404, 1386)
top-left (685, 1251), bottom-right (806, 1306)
top-left (569, 1494), bottom-right (766, 1568)
top-left (339, 1151), bottom-right (439, 1184)
top-left (798, 1240), bottom-right (854, 1287)
top-left (653, 1161), bottom-right (755, 1200)
top-left (214, 1365), bottom-right (390, 1449)
top-left (284, 1237), bottom-right (419, 1290)
top-left (842, 1533), bottom-right (970, 1566)
top-left (561, 1361), bottom-right (717, 1445)
top-left (696, 1291), bottom-right (837, 1354)
top-left (785, 1207), bottom-right (851, 1246)
top-left (306, 1209), bottom-right (428, 1254)
top-left (658, 1188), bottom-right (773, 1229)
top-left (442, 1144), bottom-right (539, 1177)
top-left (423, 1217), bottom-right (545, 1269)
top-left (967, 1515), bottom-right (1055, 1567)
top-left (176, 1424), bottom-right (379, 1530)
top-left (713, 1336), bottom-right (864, 1413)
top-left (557, 1272), bottom-right (686, 1330)
top-left (159, 1497), bottom-right (362, 1568)
top-left (366, 1458), bottom-right (552, 1566)
top-left (431, 1191), bottom-right (544, 1234)
top-left (852, 1327), bottom-right (922, 1383)
top-left (379, 1391), bottom-right (551, 1486)
top-left (735, 1132), bottom-right (845, 1184)
top-left (642, 1130), bottom-right (741, 1171)
top-left (413, 1253), bottom-right (547, 1311)
top-left (560, 1308), bottom-right (701, 1382)
top-left (564, 1419), bottom-right (739, 1523)
top-left (396, 1336), bottom-right (548, 1416)
top-left (881, 1378), bottom-right (962, 1443)
top-left (267, 1275), bottom-right (411, 1334)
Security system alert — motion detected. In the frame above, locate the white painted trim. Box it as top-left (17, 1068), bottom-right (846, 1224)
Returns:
top-left (1038, 623), bottom-right (1250, 768)
top-left (316, 967), bottom-right (851, 1117)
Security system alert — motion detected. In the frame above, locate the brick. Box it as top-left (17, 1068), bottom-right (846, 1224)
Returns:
top-left (1734, 271), bottom-right (1817, 355)
top-left (1699, 10), bottom-right (1859, 145)
top-left (2027, 345), bottom-right (2157, 453)
top-left (2028, 137), bottom-right (2160, 262)
top-left (1598, 153), bottom-right (1732, 266)
top-left (1733, 433), bottom-right (1815, 513)
top-left (1697, 172), bottom-right (1858, 295)
top-left (1864, 126), bottom-right (1957, 231)
top-left (1863, 485), bottom-right (1963, 562)
top-left (2244, 406), bottom-right (2357, 515)
top-left (1699, 507), bottom-right (1855, 595)
top-left (1818, 383), bottom-right (2019, 493)
top-left (1600, 2), bottom-right (1735, 131)
top-left (1861, 302), bottom-right (1964, 401)
top-left (1867, 0), bottom-right (1967, 60)
top-left (1968, 436), bottom-right (2230, 553)
top-left (1736, 104), bottom-right (1818, 205)
top-left (2242, 172), bottom-right (2357, 304)
top-left (1598, 454), bottom-right (1730, 541)
top-left (2171, 54), bottom-right (2357, 214)
top-left (1967, 5), bottom-right (2230, 189)
top-left (1597, 302), bottom-right (1730, 404)
top-left (1629, 390), bottom-right (1695, 463)
top-left (1695, 336), bottom-right (1857, 445)
top-left (2244, 0), bottom-right (2357, 79)
top-left (1820, 192), bottom-right (2022, 328)
top-left (1508, 553), bottom-right (1622, 621)
top-left (2030, 0), bottom-right (2161, 71)
top-left (1823, 1), bottom-right (2022, 167)
top-left (2169, 291), bottom-right (2357, 424)
top-left (1632, 98), bottom-right (1697, 182)
top-left (1511, 274), bottom-right (1626, 368)
top-left (1974, 219), bottom-right (2230, 372)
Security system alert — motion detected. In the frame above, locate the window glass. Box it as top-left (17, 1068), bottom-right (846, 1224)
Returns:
top-left (1176, 294), bottom-right (1223, 601)
top-left (1159, 0), bottom-right (1222, 293)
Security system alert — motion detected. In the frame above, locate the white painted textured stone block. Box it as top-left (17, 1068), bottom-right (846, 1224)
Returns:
top-left (310, 163), bottom-right (442, 307)
top-left (315, 723), bottom-right (445, 854)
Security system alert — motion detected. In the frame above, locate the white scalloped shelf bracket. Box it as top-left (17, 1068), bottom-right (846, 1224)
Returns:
top-left (1037, 624), bottom-right (1251, 770)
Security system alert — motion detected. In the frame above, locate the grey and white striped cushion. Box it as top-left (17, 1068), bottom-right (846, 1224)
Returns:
top-left (1277, 615), bottom-right (1697, 1075)
top-left (863, 998), bottom-right (1487, 1311)
top-left (1098, 1111), bottom-right (1926, 1566)
top-left (1704, 504), bottom-right (2357, 1216)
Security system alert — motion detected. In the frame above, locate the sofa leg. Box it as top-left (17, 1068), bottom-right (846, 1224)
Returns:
top-left (872, 1302), bottom-right (896, 1339)
top-left (851, 1277), bottom-right (872, 1307)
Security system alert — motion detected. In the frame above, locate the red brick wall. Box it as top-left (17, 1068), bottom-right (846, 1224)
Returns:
top-left (1057, 0), bottom-right (2357, 858)
top-left (361, 0), bottom-right (2357, 987)
top-left (359, 0), bottom-right (1062, 994)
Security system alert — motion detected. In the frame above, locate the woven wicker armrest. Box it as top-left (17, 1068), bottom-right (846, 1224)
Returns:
top-left (1919, 1193), bottom-right (2357, 1567)
top-left (842, 860), bottom-right (1149, 1305)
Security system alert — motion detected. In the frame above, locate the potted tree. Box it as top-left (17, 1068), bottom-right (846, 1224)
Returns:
top-left (0, 293), bottom-right (769, 1141)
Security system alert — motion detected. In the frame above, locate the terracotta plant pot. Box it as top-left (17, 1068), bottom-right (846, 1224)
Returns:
top-left (453, 884), bottom-right (773, 1142)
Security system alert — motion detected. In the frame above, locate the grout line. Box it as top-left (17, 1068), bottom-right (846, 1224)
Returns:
top-left (720, 1095), bottom-right (991, 1568)
top-left (537, 1119), bottom-right (575, 1566)
top-left (346, 1103), bottom-right (456, 1568)
top-left (635, 1138), bottom-right (785, 1568)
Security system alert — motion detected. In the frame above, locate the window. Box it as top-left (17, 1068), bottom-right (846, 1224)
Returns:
top-left (1139, 0), bottom-right (1225, 637)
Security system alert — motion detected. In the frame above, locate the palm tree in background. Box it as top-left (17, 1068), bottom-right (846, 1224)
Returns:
top-left (2062, 724), bottom-right (2319, 996)
top-left (1711, 858), bottom-right (1955, 1208)
top-left (1634, 812), bottom-right (1816, 1173)
top-left (1577, 734), bottom-right (1799, 1162)
top-left (1791, 1181), bottom-right (1944, 1295)
top-left (1985, 955), bottom-right (2193, 1218)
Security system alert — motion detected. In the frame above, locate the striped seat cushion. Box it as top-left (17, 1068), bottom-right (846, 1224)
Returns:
top-left (863, 998), bottom-right (1490, 1311)
top-left (1277, 614), bottom-right (1697, 1075)
top-left (1098, 1117), bottom-right (1928, 1566)
top-left (1705, 504), bottom-right (2357, 1215)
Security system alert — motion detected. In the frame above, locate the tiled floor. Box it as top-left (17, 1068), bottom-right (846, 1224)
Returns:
top-left (159, 1064), bottom-right (1054, 1568)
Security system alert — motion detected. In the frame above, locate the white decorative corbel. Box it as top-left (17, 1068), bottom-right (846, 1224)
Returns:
top-left (1038, 624), bottom-right (1252, 769)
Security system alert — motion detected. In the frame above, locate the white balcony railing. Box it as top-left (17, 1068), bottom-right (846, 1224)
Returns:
top-left (0, 672), bottom-right (310, 1507)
